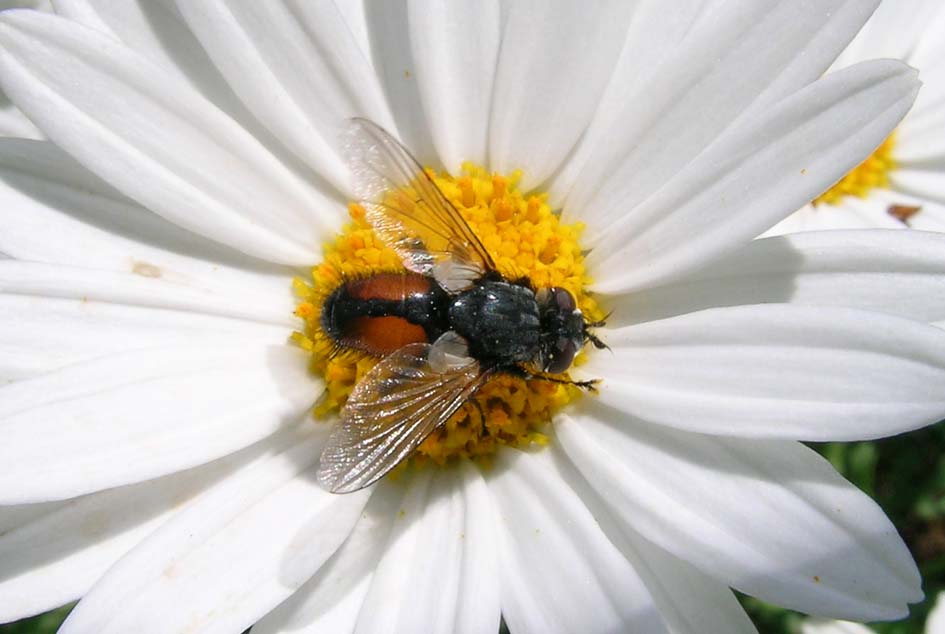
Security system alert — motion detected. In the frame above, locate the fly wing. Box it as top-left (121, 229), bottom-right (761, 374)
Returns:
top-left (317, 341), bottom-right (490, 493)
top-left (343, 118), bottom-right (496, 292)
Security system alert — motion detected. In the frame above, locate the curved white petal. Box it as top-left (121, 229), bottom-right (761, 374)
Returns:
top-left (891, 168), bottom-right (945, 205)
top-left (354, 463), bottom-right (499, 634)
top-left (58, 426), bottom-right (371, 634)
top-left (927, 592), bottom-right (945, 634)
top-left (488, 0), bottom-right (635, 189)
top-left (588, 60), bottom-right (919, 294)
top-left (176, 0), bottom-right (394, 196)
top-left (837, 0), bottom-right (944, 63)
top-left (800, 619), bottom-right (875, 634)
top-left (0, 11), bottom-right (340, 265)
top-left (0, 432), bottom-right (269, 622)
top-left (253, 482), bottom-right (403, 634)
top-left (547, 0), bottom-right (710, 205)
top-left (0, 261), bottom-right (293, 380)
top-left (362, 1), bottom-right (437, 168)
top-left (0, 344), bottom-right (317, 503)
top-left (896, 60), bottom-right (945, 165)
top-left (765, 195), bottom-right (908, 235)
top-left (0, 139), bottom-right (295, 302)
top-left (0, 92), bottom-right (39, 138)
top-left (51, 0), bottom-right (272, 141)
top-left (0, 259), bottom-right (294, 326)
top-left (563, 0), bottom-right (879, 226)
top-left (557, 402), bottom-right (922, 620)
top-left (555, 441), bottom-right (758, 634)
top-left (604, 230), bottom-right (945, 327)
top-left (580, 304), bottom-right (945, 441)
top-left (408, 0), bottom-right (499, 171)
top-left (490, 448), bottom-right (668, 634)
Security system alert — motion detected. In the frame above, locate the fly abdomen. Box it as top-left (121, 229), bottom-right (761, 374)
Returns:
top-left (321, 272), bottom-right (450, 356)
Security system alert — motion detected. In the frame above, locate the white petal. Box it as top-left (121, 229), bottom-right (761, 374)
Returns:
top-left (490, 448), bottom-right (667, 634)
top-left (581, 304), bottom-right (945, 441)
top-left (362, 2), bottom-right (438, 168)
top-left (354, 464), bottom-right (499, 634)
top-left (604, 230), bottom-right (945, 327)
top-left (563, 0), bottom-right (880, 227)
top-left (0, 91), bottom-right (40, 138)
top-left (588, 60), bottom-right (919, 294)
top-left (51, 0), bottom-right (271, 140)
top-left (895, 61), bottom-right (945, 165)
top-left (554, 440), bottom-right (758, 634)
top-left (547, 0), bottom-right (709, 205)
top-left (927, 592), bottom-right (945, 634)
top-left (452, 463), bottom-right (501, 634)
top-left (176, 0), bottom-right (394, 195)
top-left (557, 403), bottom-right (922, 620)
top-left (0, 344), bottom-right (317, 503)
top-left (0, 262), bottom-right (294, 380)
top-left (59, 426), bottom-right (371, 634)
top-left (0, 139), bottom-right (297, 302)
top-left (253, 482), bottom-right (403, 634)
top-left (838, 0), bottom-right (944, 63)
top-left (488, 0), bottom-right (635, 189)
top-left (0, 11), bottom-right (339, 265)
top-left (891, 168), bottom-right (945, 205)
top-left (800, 619), bottom-right (876, 634)
top-left (407, 0), bottom-right (500, 171)
top-left (763, 198), bottom-right (907, 235)
top-left (0, 259), bottom-right (294, 326)
top-left (0, 432), bottom-right (266, 622)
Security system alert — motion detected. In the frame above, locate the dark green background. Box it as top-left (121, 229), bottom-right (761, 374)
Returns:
top-left (4, 424), bottom-right (944, 634)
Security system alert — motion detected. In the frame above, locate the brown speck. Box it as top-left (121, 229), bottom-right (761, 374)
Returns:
top-left (404, 69), bottom-right (411, 79)
top-left (888, 204), bottom-right (921, 225)
top-left (398, 509), bottom-right (406, 519)
top-left (813, 575), bottom-right (821, 583)
top-left (800, 168), bottom-right (807, 175)
top-left (132, 261), bottom-right (162, 278)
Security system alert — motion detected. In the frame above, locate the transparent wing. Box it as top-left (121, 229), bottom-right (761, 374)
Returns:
top-left (317, 341), bottom-right (490, 493)
top-left (343, 117), bottom-right (496, 292)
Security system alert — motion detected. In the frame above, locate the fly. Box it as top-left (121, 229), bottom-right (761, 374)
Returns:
top-left (316, 118), bottom-right (606, 493)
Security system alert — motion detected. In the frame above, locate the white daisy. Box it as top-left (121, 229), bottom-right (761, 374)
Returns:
top-left (802, 592), bottom-right (945, 634)
top-left (0, 3), bottom-right (944, 634)
top-left (770, 0), bottom-right (945, 234)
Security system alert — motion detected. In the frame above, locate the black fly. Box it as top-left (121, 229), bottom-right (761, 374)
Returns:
top-left (316, 118), bottom-right (606, 493)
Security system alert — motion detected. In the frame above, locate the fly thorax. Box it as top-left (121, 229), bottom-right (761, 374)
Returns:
top-left (448, 281), bottom-right (541, 364)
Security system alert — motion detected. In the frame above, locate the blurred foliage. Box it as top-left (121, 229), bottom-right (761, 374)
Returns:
top-left (3, 424), bottom-right (944, 634)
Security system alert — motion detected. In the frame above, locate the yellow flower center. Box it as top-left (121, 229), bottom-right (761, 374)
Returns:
top-left (291, 163), bottom-right (603, 469)
top-left (814, 132), bottom-right (897, 206)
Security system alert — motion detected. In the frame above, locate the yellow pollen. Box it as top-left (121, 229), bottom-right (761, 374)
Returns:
top-left (814, 132), bottom-right (897, 206)
top-left (292, 163), bottom-right (603, 469)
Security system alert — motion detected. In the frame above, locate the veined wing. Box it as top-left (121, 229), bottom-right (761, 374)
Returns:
top-left (343, 118), bottom-right (496, 292)
top-left (317, 341), bottom-right (490, 493)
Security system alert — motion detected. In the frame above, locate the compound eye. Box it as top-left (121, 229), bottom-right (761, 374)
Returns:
top-left (552, 287), bottom-right (576, 313)
top-left (545, 337), bottom-right (578, 374)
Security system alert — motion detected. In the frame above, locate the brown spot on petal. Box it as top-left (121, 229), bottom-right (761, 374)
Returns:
top-left (888, 204), bottom-right (921, 226)
top-left (132, 260), bottom-right (163, 278)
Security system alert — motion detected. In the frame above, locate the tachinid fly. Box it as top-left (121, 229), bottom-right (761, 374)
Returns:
top-left (316, 118), bottom-right (605, 494)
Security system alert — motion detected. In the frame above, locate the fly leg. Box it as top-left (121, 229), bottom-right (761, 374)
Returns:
top-left (501, 365), bottom-right (600, 392)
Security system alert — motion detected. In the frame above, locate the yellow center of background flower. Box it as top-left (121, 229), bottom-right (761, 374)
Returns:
top-left (814, 133), bottom-right (897, 206)
top-left (291, 163), bottom-right (603, 469)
